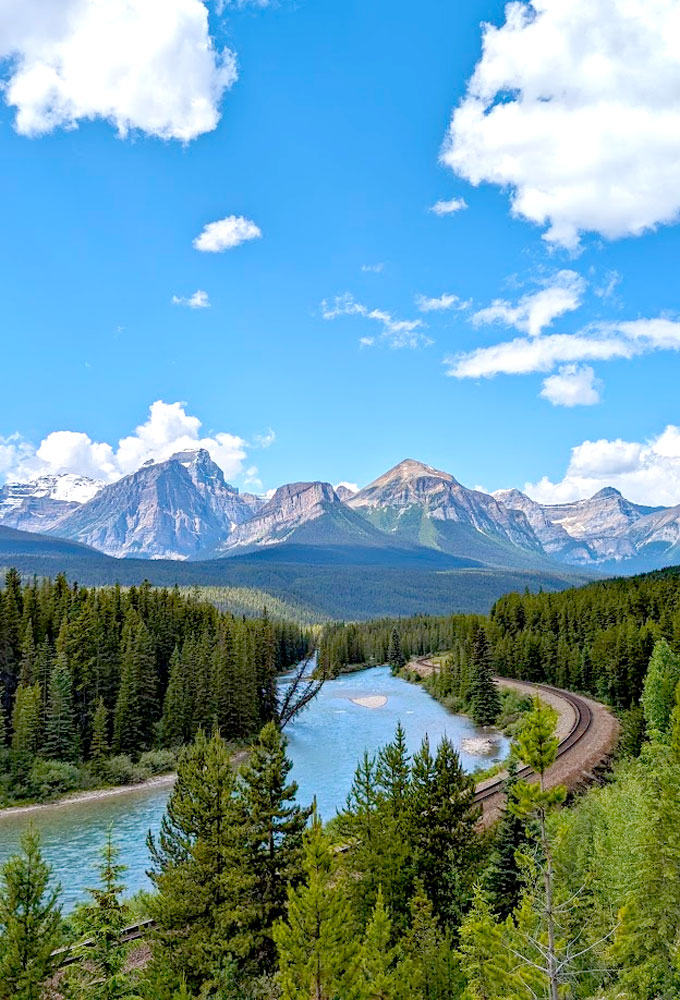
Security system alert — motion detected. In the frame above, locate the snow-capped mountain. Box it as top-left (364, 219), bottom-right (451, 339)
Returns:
top-left (0, 474), bottom-right (103, 533)
top-left (493, 487), bottom-right (668, 566)
top-left (51, 450), bottom-right (263, 560)
top-left (4, 451), bottom-right (680, 573)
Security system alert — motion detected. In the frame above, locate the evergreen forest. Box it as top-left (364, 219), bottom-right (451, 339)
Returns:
top-left (0, 570), bottom-right (310, 804)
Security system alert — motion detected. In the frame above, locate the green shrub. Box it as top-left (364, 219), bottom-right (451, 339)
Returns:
top-left (138, 749), bottom-right (177, 775)
top-left (28, 758), bottom-right (85, 801)
top-left (101, 754), bottom-right (151, 786)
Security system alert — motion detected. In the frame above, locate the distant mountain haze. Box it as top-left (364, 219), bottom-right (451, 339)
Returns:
top-left (2, 449), bottom-right (680, 572)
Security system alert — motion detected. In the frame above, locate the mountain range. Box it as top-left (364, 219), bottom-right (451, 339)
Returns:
top-left (1, 449), bottom-right (680, 575)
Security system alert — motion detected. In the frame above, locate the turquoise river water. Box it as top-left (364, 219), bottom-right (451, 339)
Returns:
top-left (0, 665), bottom-right (509, 910)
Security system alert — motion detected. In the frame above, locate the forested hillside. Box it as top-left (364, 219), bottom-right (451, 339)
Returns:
top-left (319, 567), bottom-right (680, 710)
top-left (0, 569), bottom-right (309, 803)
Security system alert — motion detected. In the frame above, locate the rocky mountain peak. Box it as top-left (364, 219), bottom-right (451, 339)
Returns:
top-left (591, 487), bottom-right (623, 500)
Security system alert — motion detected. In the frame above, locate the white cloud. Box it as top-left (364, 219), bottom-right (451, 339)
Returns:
top-left (253, 429), bottom-right (275, 449)
top-left (593, 270), bottom-right (621, 301)
top-left (322, 293), bottom-right (432, 349)
top-left (0, 0), bottom-right (237, 141)
top-left (446, 317), bottom-right (680, 382)
top-left (524, 425), bottom-right (680, 506)
top-left (472, 271), bottom-right (586, 337)
top-left (430, 197), bottom-right (468, 216)
top-left (416, 293), bottom-right (468, 313)
top-left (539, 364), bottom-right (601, 407)
top-left (442, 0), bottom-right (680, 249)
top-left (193, 215), bottom-right (261, 252)
top-left (0, 400), bottom-right (251, 485)
top-left (361, 263), bottom-right (384, 273)
top-left (172, 289), bottom-right (210, 308)
top-left (335, 481), bottom-right (358, 494)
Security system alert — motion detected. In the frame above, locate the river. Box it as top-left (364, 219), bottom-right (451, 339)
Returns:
top-left (0, 665), bottom-right (509, 910)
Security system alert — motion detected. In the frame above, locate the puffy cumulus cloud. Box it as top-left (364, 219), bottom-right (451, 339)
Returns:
top-left (1, 401), bottom-right (252, 485)
top-left (471, 271), bottom-right (586, 337)
top-left (539, 364), bottom-right (601, 407)
top-left (445, 317), bottom-right (680, 400)
top-left (0, 0), bottom-right (237, 141)
top-left (430, 197), bottom-right (467, 216)
top-left (442, 0), bottom-right (680, 249)
top-left (193, 214), bottom-right (262, 252)
top-left (416, 293), bottom-right (469, 313)
top-left (172, 289), bottom-right (210, 308)
top-left (322, 293), bottom-right (432, 349)
top-left (524, 426), bottom-right (680, 506)
top-left (335, 481), bottom-right (358, 494)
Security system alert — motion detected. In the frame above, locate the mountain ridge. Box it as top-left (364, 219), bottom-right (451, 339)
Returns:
top-left (1, 450), bottom-right (680, 574)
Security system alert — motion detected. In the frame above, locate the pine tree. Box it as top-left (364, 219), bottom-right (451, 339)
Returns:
top-left (387, 629), bottom-right (405, 671)
top-left (641, 639), bottom-right (680, 737)
top-left (483, 758), bottom-right (527, 920)
top-left (0, 827), bottom-right (62, 1000)
top-left (357, 887), bottom-right (400, 1000)
top-left (395, 882), bottom-right (460, 1000)
top-left (468, 629), bottom-right (501, 726)
top-left (64, 830), bottom-right (137, 1000)
top-left (45, 654), bottom-right (77, 761)
top-left (0, 683), bottom-right (6, 746)
top-left (408, 735), bottom-right (480, 922)
top-left (671, 681), bottom-right (680, 760)
top-left (161, 646), bottom-right (192, 748)
top-left (18, 623), bottom-right (36, 687)
top-left (236, 721), bottom-right (310, 970)
top-left (89, 696), bottom-right (110, 772)
top-left (113, 620), bottom-right (157, 754)
top-left (147, 730), bottom-right (255, 992)
top-left (10, 683), bottom-right (42, 759)
top-left (509, 699), bottom-right (568, 1000)
top-left (273, 811), bottom-right (359, 1000)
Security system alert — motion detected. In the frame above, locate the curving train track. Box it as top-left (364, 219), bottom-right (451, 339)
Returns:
top-left (411, 657), bottom-right (611, 824)
top-left (56, 665), bottom-right (615, 961)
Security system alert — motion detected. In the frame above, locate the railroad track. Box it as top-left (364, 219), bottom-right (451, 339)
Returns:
top-left (412, 657), bottom-right (595, 809)
top-left (56, 668), bottom-right (599, 960)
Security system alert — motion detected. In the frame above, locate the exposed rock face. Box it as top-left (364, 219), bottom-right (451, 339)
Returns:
top-left (52, 450), bottom-right (260, 560)
top-left (335, 484), bottom-right (357, 502)
top-left (5, 451), bottom-right (680, 573)
top-left (493, 486), bottom-right (667, 566)
top-left (220, 481), bottom-right (344, 551)
top-left (0, 474), bottom-right (103, 533)
top-left (347, 459), bottom-right (542, 557)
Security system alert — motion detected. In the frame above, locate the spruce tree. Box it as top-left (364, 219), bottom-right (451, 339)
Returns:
top-left (10, 683), bottom-right (42, 759)
top-left (113, 620), bottom-right (157, 754)
top-left (161, 646), bottom-right (191, 748)
top-left (395, 882), bottom-right (460, 1000)
top-left (408, 735), bottom-right (480, 922)
top-left (65, 830), bottom-right (137, 1000)
top-left (18, 623), bottom-right (35, 687)
top-left (273, 811), bottom-right (358, 1000)
top-left (0, 683), bottom-right (6, 746)
top-left (641, 639), bottom-right (680, 737)
top-left (0, 827), bottom-right (62, 1000)
top-left (468, 629), bottom-right (501, 726)
top-left (45, 654), bottom-right (77, 761)
top-left (671, 681), bottom-right (680, 760)
top-left (357, 887), bottom-right (400, 1000)
top-left (483, 758), bottom-right (527, 919)
top-left (387, 629), bottom-right (405, 671)
top-left (147, 730), bottom-right (255, 992)
top-left (237, 721), bottom-right (310, 970)
top-left (89, 696), bottom-right (110, 772)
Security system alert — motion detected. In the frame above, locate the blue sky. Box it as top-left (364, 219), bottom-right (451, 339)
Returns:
top-left (2, 0), bottom-right (680, 505)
